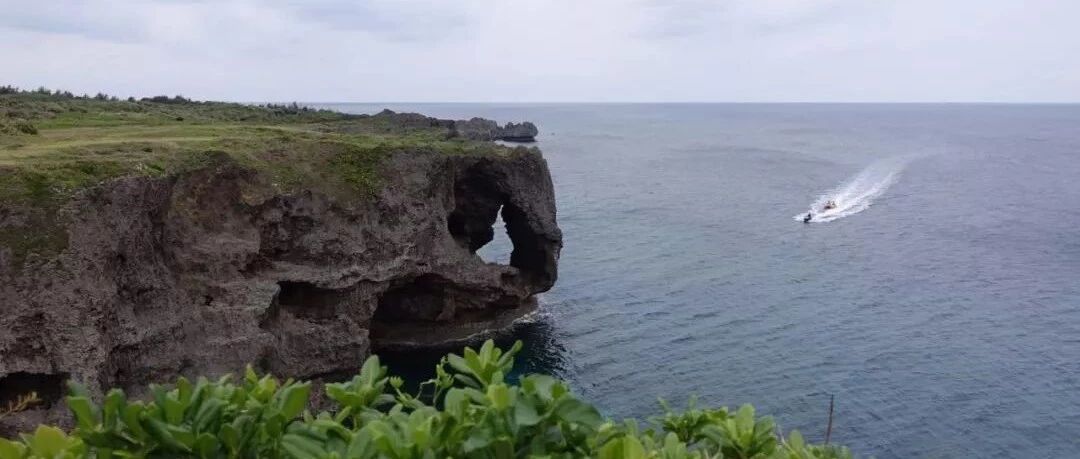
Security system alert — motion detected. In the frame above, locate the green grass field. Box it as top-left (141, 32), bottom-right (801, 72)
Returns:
top-left (0, 91), bottom-right (513, 201)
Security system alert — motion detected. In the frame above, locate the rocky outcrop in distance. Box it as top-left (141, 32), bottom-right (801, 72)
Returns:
top-left (371, 110), bottom-right (539, 142)
top-left (451, 118), bottom-right (539, 142)
top-left (0, 146), bottom-right (560, 434)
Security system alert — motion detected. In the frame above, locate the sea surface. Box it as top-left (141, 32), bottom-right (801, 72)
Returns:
top-left (319, 103), bottom-right (1080, 458)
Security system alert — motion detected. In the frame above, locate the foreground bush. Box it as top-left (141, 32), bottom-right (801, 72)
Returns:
top-left (0, 341), bottom-right (852, 458)
top-left (0, 118), bottom-right (38, 136)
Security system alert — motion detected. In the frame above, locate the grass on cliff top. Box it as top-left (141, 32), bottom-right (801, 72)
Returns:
top-left (0, 89), bottom-right (526, 264)
top-left (0, 91), bottom-right (519, 201)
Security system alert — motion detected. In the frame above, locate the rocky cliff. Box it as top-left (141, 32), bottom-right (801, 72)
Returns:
top-left (452, 118), bottom-right (539, 142)
top-left (0, 140), bottom-right (560, 432)
top-left (367, 110), bottom-right (539, 142)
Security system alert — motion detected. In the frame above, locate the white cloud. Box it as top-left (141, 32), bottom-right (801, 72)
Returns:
top-left (0, 0), bottom-right (1077, 101)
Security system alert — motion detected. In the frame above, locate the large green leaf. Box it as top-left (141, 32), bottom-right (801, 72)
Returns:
top-left (486, 384), bottom-right (513, 411)
top-left (359, 356), bottom-right (383, 385)
top-left (102, 389), bottom-right (127, 430)
top-left (346, 429), bottom-right (378, 458)
top-left (146, 418), bottom-right (191, 452)
top-left (463, 348), bottom-right (483, 376)
top-left (463, 427), bottom-right (493, 453)
top-left (220, 423), bottom-right (241, 453)
top-left (121, 403), bottom-right (147, 440)
top-left (67, 396), bottom-right (98, 430)
top-left (514, 400), bottom-right (542, 427)
top-left (0, 438), bottom-right (27, 459)
top-left (446, 354), bottom-right (472, 375)
top-left (193, 398), bottom-right (224, 433)
top-left (521, 375), bottom-right (558, 402)
top-left (162, 394), bottom-right (186, 425)
top-left (554, 397), bottom-right (603, 428)
top-left (25, 425), bottom-right (75, 457)
top-left (193, 432), bottom-right (219, 458)
top-left (278, 383), bottom-right (312, 419)
top-left (735, 404), bottom-right (754, 432)
top-left (282, 433), bottom-right (327, 459)
top-left (598, 436), bottom-right (646, 459)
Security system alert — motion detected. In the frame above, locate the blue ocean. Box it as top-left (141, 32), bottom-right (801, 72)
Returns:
top-left (321, 103), bottom-right (1080, 458)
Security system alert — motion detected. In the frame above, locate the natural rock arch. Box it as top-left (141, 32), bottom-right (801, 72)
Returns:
top-left (446, 160), bottom-right (560, 285)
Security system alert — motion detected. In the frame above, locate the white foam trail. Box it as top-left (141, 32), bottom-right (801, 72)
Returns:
top-left (795, 158), bottom-right (906, 223)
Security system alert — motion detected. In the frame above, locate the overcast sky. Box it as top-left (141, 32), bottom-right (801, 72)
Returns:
top-left (2, 0), bottom-right (1077, 102)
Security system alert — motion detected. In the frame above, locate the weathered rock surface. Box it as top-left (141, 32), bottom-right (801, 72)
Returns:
top-left (496, 122), bottom-right (540, 142)
top-left (368, 110), bottom-right (539, 142)
top-left (452, 118), bottom-right (539, 142)
top-left (371, 109), bottom-right (456, 131)
top-left (0, 148), bottom-right (560, 433)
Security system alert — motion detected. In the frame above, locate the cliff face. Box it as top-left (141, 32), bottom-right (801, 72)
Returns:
top-left (451, 118), bottom-right (539, 142)
top-left (369, 110), bottom-right (539, 142)
top-left (0, 148), bottom-right (560, 432)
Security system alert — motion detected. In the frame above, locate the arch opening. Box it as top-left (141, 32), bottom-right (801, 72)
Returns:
top-left (446, 165), bottom-right (549, 278)
top-left (477, 205), bottom-right (513, 265)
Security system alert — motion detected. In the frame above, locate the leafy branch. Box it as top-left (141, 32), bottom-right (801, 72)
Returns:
top-left (0, 341), bottom-right (853, 458)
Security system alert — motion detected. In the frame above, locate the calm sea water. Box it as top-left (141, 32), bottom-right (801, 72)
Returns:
top-left (320, 103), bottom-right (1080, 458)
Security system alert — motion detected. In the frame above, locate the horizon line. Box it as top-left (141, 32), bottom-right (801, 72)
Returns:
top-left (288, 100), bottom-right (1080, 105)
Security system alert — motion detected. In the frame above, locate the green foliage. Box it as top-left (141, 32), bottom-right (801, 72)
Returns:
top-left (0, 86), bottom-right (347, 127)
top-left (14, 121), bottom-right (37, 135)
top-left (0, 119), bottom-right (37, 136)
top-left (0, 341), bottom-right (852, 458)
top-left (0, 426), bottom-right (84, 459)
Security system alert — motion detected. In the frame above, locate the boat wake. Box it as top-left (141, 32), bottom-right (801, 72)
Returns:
top-left (796, 158), bottom-right (906, 223)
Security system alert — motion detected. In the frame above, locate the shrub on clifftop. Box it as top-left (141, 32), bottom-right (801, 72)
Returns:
top-left (0, 119), bottom-right (37, 136)
top-left (0, 341), bottom-right (851, 458)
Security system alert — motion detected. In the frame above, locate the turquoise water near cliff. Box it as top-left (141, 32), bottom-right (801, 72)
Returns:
top-left (321, 103), bottom-right (1080, 458)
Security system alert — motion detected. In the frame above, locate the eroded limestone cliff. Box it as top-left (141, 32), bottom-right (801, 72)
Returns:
top-left (0, 146), bottom-right (560, 432)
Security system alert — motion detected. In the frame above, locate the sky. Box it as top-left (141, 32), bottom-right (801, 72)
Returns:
top-left (1, 0), bottom-right (1078, 102)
